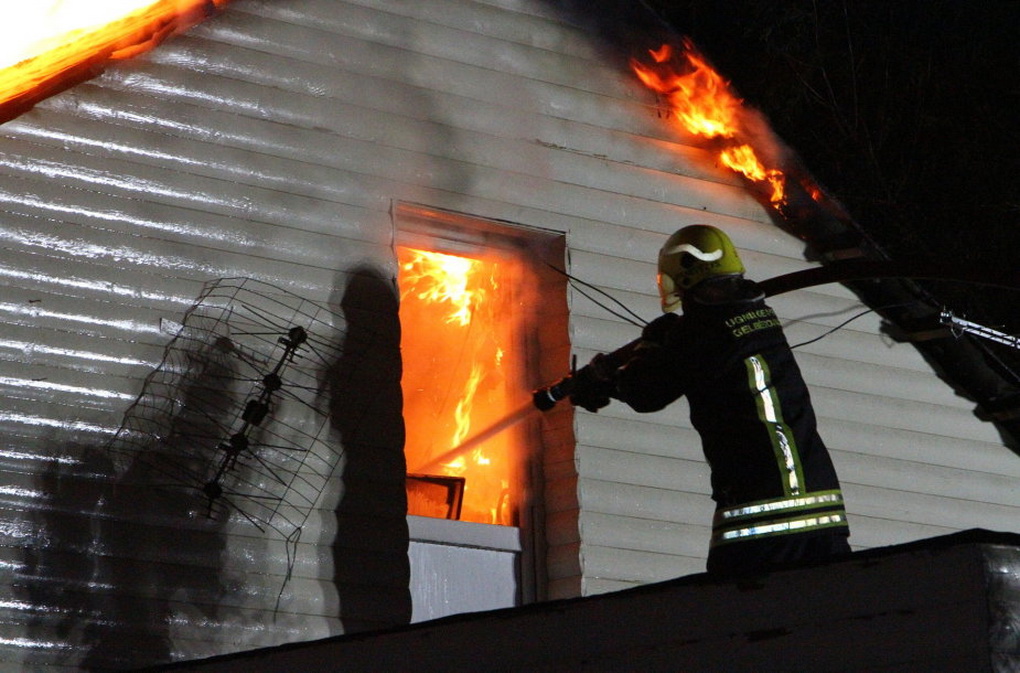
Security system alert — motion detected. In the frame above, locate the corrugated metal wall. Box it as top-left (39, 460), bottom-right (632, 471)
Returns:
top-left (0, 0), bottom-right (1017, 668)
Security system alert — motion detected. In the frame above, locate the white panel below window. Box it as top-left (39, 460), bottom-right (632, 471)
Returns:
top-left (407, 515), bottom-right (521, 623)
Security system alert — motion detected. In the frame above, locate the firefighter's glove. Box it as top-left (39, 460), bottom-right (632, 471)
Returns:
top-left (569, 356), bottom-right (614, 412)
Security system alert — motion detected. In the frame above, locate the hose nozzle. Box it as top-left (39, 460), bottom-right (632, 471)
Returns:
top-left (532, 375), bottom-right (575, 411)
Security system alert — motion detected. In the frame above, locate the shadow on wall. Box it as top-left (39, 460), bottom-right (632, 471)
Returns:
top-left (20, 359), bottom-right (232, 670)
top-left (20, 444), bottom-right (118, 670)
top-left (326, 264), bottom-right (412, 633)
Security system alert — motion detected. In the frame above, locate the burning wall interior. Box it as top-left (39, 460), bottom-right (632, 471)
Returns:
top-left (398, 247), bottom-right (527, 526)
top-left (395, 205), bottom-right (569, 530)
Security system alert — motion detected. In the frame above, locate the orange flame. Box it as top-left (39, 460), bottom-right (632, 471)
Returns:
top-left (631, 41), bottom-right (786, 205)
top-left (451, 362), bottom-right (484, 450)
top-left (400, 249), bottom-right (483, 327)
top-left (398, 247), bottom-right (522, 526)
top-left (0, 0), bottom-right (229, 123)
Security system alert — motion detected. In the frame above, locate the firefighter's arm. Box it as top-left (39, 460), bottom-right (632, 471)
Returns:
top-left (533, 314), bottom-right (681, 413)
top-left (567, 353), bottom-right (616, 412)
top-left (614, 314), bottom-right (685, 413)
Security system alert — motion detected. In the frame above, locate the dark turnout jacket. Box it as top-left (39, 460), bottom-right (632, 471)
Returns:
top-left (613, 278), bottom-right (849, 559)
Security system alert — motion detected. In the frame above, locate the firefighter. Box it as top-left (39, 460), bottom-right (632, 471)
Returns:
top-left (571, 224), bottom-right (851, 576)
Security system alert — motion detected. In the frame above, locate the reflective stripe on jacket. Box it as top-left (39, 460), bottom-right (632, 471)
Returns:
top-left (711, 489), bottom-right (849, 547)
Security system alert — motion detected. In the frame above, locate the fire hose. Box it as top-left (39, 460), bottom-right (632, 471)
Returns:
top-left (532, 258), bottom-right (1020, 412)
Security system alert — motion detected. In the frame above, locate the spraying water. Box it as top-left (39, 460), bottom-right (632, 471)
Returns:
top-left (412, 400), bottom-right (537, 474)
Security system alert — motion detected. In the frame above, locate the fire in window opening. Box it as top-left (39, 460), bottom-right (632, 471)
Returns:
top-left (397, 245), bottom-right (532, 527)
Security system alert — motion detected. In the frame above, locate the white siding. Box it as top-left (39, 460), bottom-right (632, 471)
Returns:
top-left (0, 0), bottom-right (1017, 668)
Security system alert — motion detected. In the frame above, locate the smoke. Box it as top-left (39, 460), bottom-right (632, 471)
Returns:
top-left (546, 0), bottom-right (679, 68)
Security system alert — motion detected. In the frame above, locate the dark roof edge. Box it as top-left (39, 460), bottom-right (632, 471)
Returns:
top-left (137, 528), bottom-right (1019, 672)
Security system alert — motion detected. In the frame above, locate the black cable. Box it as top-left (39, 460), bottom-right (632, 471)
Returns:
top-left (572, 284), bottom-right (648, 328)
top-left (545, 262), bottom-right (648, 327)
top-left (788, 308), bottom-right (875, 350)
top-left (787, 300), bottom-right (921, 350)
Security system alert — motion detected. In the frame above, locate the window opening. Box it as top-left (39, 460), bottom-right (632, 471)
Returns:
top-left (394, 204), bottom-right (567, 531)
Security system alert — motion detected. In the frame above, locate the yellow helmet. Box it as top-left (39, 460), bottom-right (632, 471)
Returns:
top-left (657, 225), bottom-right (745, 312)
